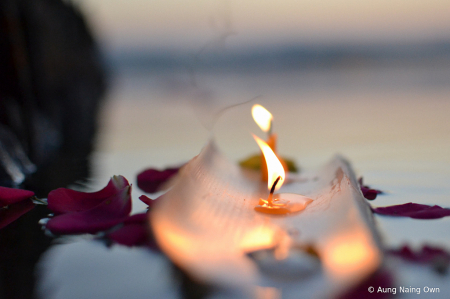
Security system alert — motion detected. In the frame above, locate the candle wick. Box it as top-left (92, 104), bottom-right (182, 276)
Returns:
top-left (270, 176), bottom-right (281, 194)
top-left (268, 176), bottom-right (281, 205)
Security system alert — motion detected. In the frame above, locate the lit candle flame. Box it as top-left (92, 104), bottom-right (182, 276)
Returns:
top-left (253, 134), bottom-right (285, 191)
top-left (252, 104), bottom-right (273, 133)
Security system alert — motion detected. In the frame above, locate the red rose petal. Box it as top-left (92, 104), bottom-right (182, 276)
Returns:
top-left (0, 199), bottom-right (35, 229)
top-left (0, 186), bottom-right (35, 206)
top-left (388, 244), bottom-right (450, 264)
top-left (358, 177), bottom-right (383, 200)
top-left (108, 223), bottom-right (148, 247)
top-left (46, 184), bottom-right (132, 235)
top-left (48, 175), bottom-right (129, 214)
top-left (139, 194), bottom-right (163, 210)
top-left (136, 167), bottom-right (180, 193)
top-left (107, 212), bottom-right (160, 250)
top-left (372, 202), bottom-right (450, 219)
top-left (139, 195), bottom-right (152, 206)
top-left (123, 212), bottom-right (148, 224)
top-left (361, 187), bottom-right (379, 200)
top-left (107, 213), bottom-right (148, 247)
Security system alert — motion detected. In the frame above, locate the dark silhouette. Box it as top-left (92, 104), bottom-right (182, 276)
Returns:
top-left (0, 0), bottom-right (106, 297)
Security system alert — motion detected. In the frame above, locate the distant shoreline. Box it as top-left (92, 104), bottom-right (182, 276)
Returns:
top-left (105, 41), bottom-right (450, 72)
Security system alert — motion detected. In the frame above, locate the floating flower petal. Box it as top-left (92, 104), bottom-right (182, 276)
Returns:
top-left (48, 176), bottom-right (129, 214)
top-left (0, 199), bottom-right (35, 229)
top-left (358, 177), bottom-right (383, 200)
top-left (139, 195), bottom-right (152, 206)
top-left (139, 194), bottom-right (164, 210)
top-left (107, 213), bottom-right (152, 248)
top-left (388, 244), bottom-right (450, 263)
top-left (136, 167), bottom-right (180, 193)
top-left (372, 202), bottom-right (450, 219)
top-left (388, 244), bottom-right (450, 274)
top-left (0, 186), bottom-right (35, 206)
top-left (45, 176), bottom-right (132, 234)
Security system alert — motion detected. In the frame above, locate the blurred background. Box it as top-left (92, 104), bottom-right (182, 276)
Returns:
top-left (72, 0), bottom-right (450, 205)
top-left (70, 0), bottom-right (450, 241)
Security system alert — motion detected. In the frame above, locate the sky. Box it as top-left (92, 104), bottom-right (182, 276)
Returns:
top-left (74, 0), bottom-right (450, 51)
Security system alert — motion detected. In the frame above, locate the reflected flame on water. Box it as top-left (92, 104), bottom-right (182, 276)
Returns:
top-left (239, 226), bottom-right (277, 252)
top-left (323, 229), bottom-right (381, 281)
top-left (252, 135), bottom-right (285, 191)
top-left (252, 104), bottom-right (273, 132)
top-left (255, 286), bottom-right (281, 299)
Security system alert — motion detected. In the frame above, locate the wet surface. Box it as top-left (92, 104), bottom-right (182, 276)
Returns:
top-left (2, 65), bottom-right (450, 298)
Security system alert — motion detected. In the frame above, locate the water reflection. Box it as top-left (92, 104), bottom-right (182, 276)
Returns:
top-left (323, 229), bottom-right (381, 284)
top-left (88, 60), bottom-right (450, 297)
top-left (37, 240), bottom-right (180, 299)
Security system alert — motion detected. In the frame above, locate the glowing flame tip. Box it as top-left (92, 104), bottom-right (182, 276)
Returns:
top-left (252, 104), bottom-right (273, 133)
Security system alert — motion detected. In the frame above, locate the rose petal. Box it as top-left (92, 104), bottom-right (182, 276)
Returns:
top-left (123, 212), bottom-right (148, 224)
top-left (372, 202), bottom-right (450, 219)
top-left (388, 244), bottom-right (450, 272)
top-left (358, 177), bottom-right (383, 200)
top-left (360, 187), bottom-right (379, 200)
top-left (107, 213), bottom-right (148, 247)
top-left (0, 186), bottom-right (35, 206)
top-left (48, 175), bottom-right (129, 214)
top-left (139, 195), bottom-right (152, 206)
top-left (0, 199), bottom-right (35, 229)
top-left (388, 245), bottom-right (450, 275)
top-left (136, 167), bottom-right (180, 193)
top-left (107, 212), bottom-right (160, 250)
top-left (46, 185), bottom-right (132, 234)
top-left (109, 223), bottom-right (148, 247)
top-left (139, 194), bottom-right (163, 210)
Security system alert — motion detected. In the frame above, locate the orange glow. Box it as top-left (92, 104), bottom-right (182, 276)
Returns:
top-left (252, 104), bottom-right (273, 133)
top-left (329, 240), bottom-right (368, 266)
top-left (255, 286), bottom-right (281, 299)
top-left (323, 230), bottom-right (381, 280)
top-left (253, 135), bottom-right (285, 191)
top-left (239, 226), bottom-right (277, 252)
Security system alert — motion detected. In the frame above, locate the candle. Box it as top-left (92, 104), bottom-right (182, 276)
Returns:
top-left (252, 135), bottom-right (312, 214)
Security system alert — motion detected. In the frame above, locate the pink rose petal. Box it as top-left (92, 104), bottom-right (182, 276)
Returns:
top-left (136, 167), bottom-right (180, 193)
top-left (0, 186), bottom-right (35, 206)
top-left (48, 175), bottom-right (129, 214)
top-left (0, 199), bottom-right (35, 229)
top-left (372, 202), bottom-right (450, 219)
top-left (46, 177), bottom-right (132, 234)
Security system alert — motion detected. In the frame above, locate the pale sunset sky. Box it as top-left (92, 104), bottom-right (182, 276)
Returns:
top-left (75, 0), bottom-right (450, 51)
